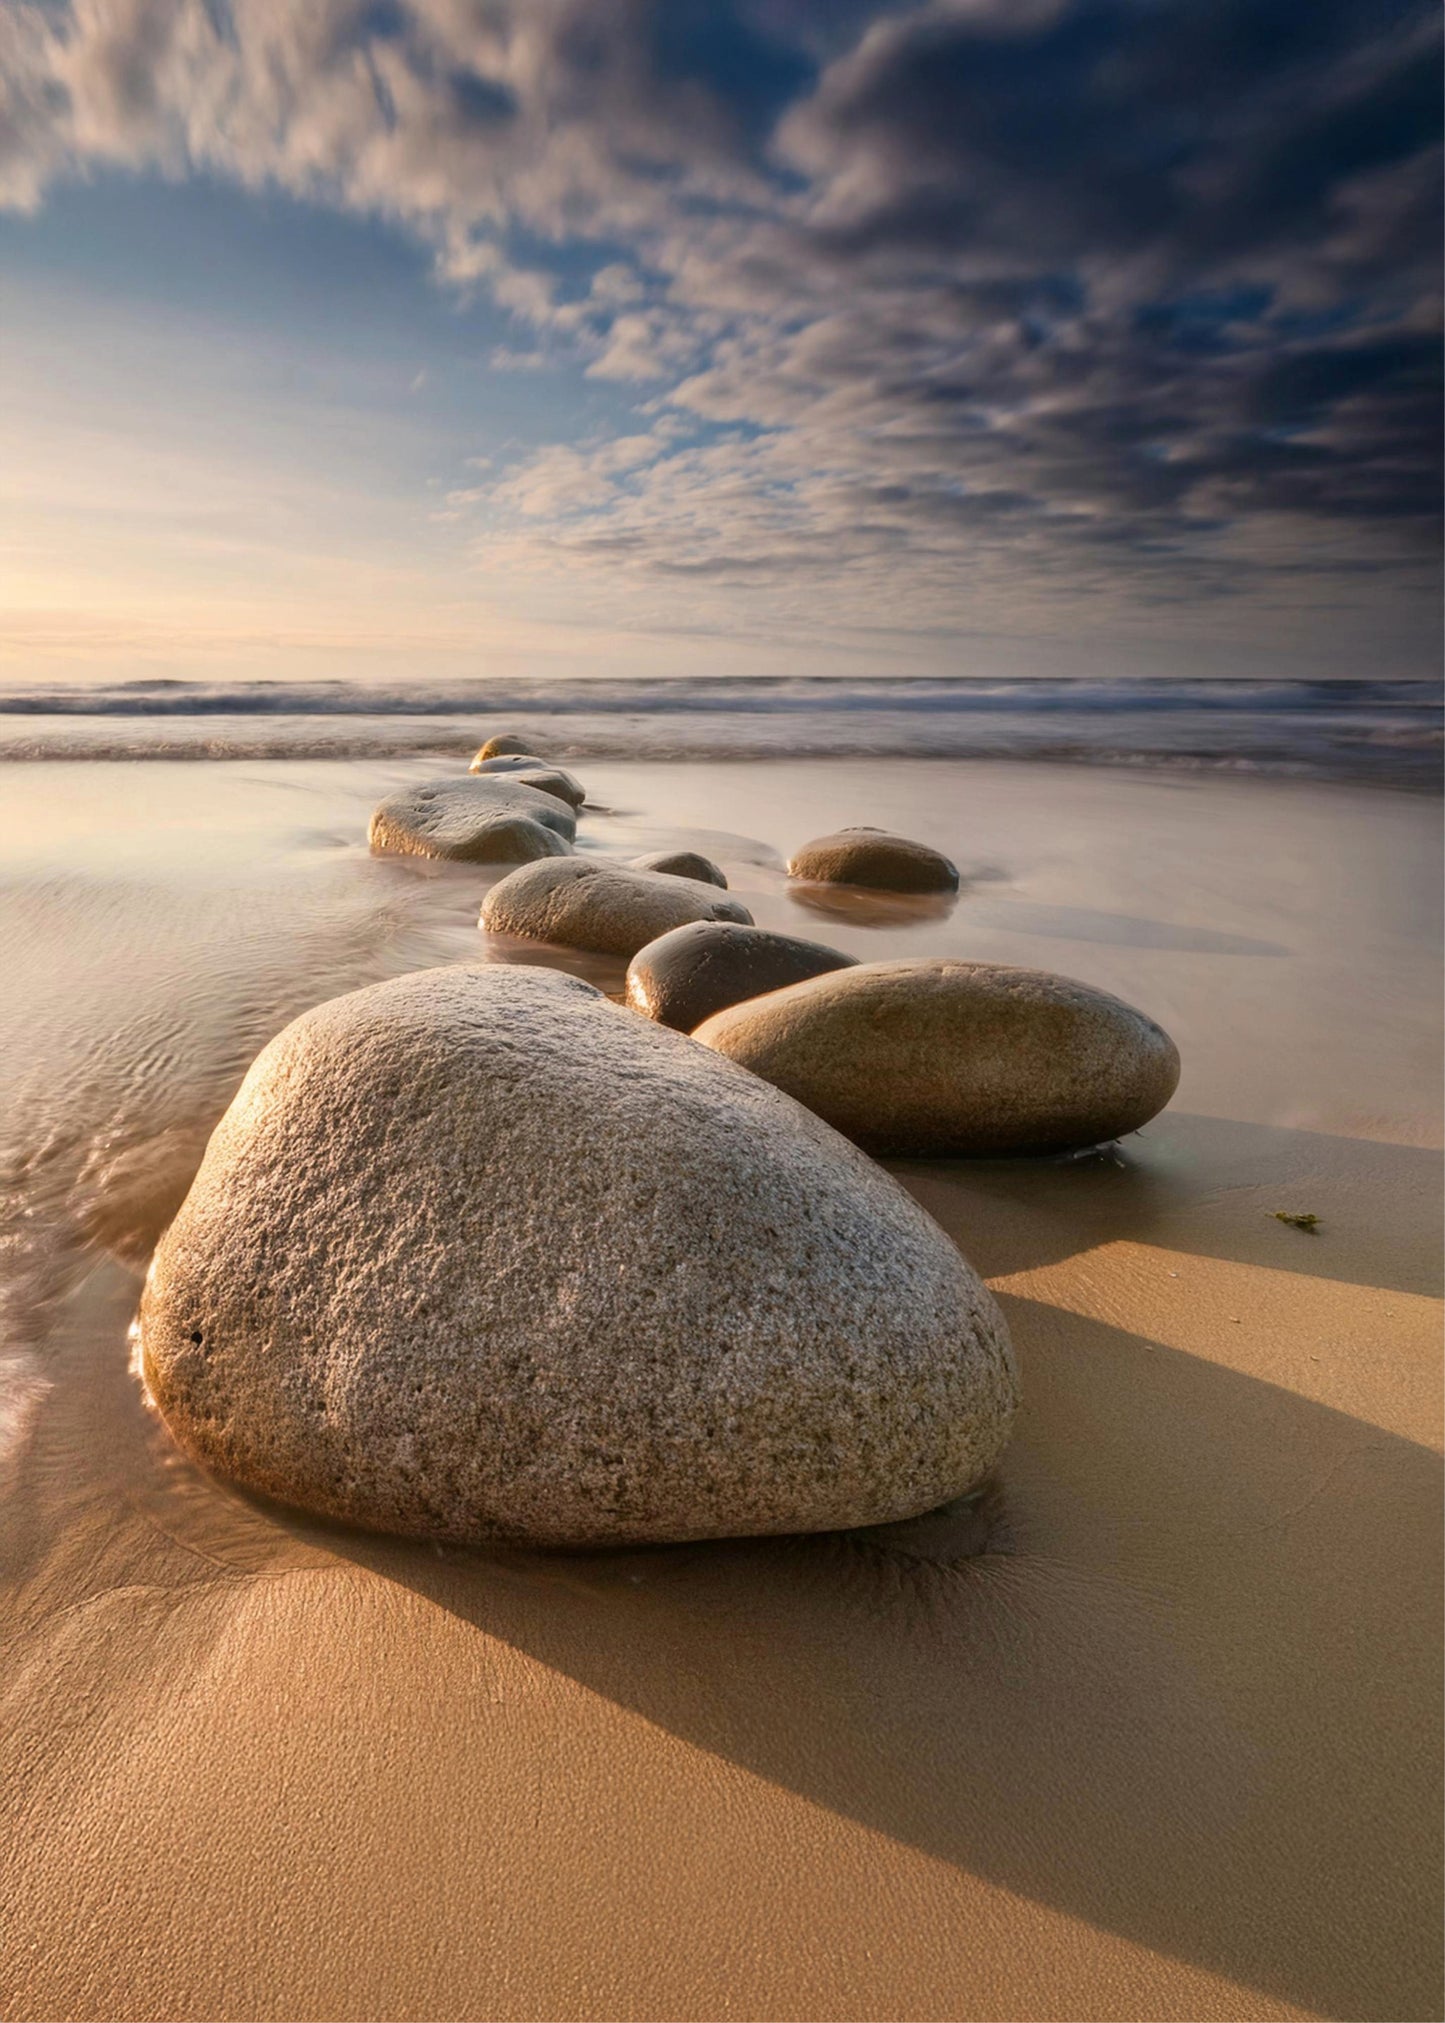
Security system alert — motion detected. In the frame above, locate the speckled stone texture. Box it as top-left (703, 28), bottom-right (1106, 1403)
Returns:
top-left (695, 958), bottom-right (1181, 1156)
top-left (138, 965), bottom-right (1017, 1548)
top-left (475, 733), bottom-right (536, 759)
top-left (629, 850), bottom-right (729, 887)
top-left (369, 777), bottom-right (575, 862)
top-left (467, 755), bottom-right (587, 808)
top-left (788, 828), bottom-right (959, 892)
top-left (481, 857), bottom-right (752, 957)
top-left (627, 921), bottom-right (858, 1032)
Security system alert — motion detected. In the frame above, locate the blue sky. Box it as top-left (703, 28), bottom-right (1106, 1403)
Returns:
top-left (1, 0), bottom-right (1440, 685)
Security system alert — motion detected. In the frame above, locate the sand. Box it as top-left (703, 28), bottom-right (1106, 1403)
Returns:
top-left (1, 756), bottom-right (1440, 2022)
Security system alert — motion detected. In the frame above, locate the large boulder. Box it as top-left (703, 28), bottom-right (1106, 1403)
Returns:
top-left (370, 777), bottom-right (575, 863)
top-left (468, 755), bottom-right (587, 808)
top-left (481, 857), bottom-right (752, 958)
top-left (788, 828), bottom-right (959, 893)
top-left (629, 850), bottom-right (728, 888)
top-left (627, 921), bottom-right (858, 1033)
top-left (694, 959), bottom-right (1181, 1157)
top-left (138, 966), bottom-right (1016, 1548)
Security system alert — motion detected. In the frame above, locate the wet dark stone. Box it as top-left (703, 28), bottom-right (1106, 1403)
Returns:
top-left (626, 920), bottom-right (858, 1033)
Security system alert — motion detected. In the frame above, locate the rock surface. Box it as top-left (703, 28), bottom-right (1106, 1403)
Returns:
top-left (468, 755), bottom-right (587, 808)
top-left (627, 921), bottom-right (857, 1032)
top-left (629, 849), bottom-right (729, 888)
top-left (482, 857), bottom-right (751, 957)
top-left (695, 958), bottom-right (1181, 1156)
top-left (788, 828), bottom-right (959, 893)
top-left (369, 777), bottom-right (575, 862)
top-left (138, 964), bottom-right (1017, 1547)
top-left (475, 733), bottom-right (537, 760)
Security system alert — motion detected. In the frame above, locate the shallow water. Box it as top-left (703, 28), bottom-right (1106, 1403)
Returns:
top-left (0, 751), bottom-right (1437, 1344)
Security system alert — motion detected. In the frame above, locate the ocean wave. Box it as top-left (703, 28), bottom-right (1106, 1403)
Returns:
top-left (0, 674), bottom-right (1439, 719)
top-left (0, 677), bottom-right (1437, 784)
top-left (0, 712), bottom-right (1439, 785)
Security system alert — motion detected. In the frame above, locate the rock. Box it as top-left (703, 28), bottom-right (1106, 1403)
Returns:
top-left (627, 922), bottom-right (858, 1032)
top-left (628, 850), bottom-right (728, 888)
top-left (475, 733), bottom-right (537, 760)
top-left (481, 857), bottom-right (752, 958)
top-left (788, 828), bottom-right (959, 893)
top-left (138, 965), bottom-right (1017, 1548)
top-left (694, 959), bottom-right (1181, 1156)
top-left (370, 777), bottom-right (575, 863)
top-left (468, 755), bottom-right (587, 808)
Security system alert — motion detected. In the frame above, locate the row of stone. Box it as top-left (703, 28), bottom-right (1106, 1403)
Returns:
top-left (474, 855), bottom-right (1179, 1159)
top-left (129, 734), bottom-right (1180, 1552)
top-left (366, 747), bottom-right (1181, 1160)
top-left (370, 740), bottom-right (961, 894)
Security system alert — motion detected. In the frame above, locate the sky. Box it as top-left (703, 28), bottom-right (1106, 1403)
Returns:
top-left (1, 0), bottom-right (1440, 687)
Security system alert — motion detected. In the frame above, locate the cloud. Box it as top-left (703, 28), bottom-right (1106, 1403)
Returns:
top-left (3, 0), bottom-right (1439, 653)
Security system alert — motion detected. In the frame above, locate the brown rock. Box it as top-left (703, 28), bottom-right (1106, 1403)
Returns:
top-left (369, 777), bottom-right (574, 863)
top-left (788, 828), bottom-right (959, 893)
top-left (468, 755), bottom-right (586, 808)
top-left (481, 857), bottom-right (751, 958)
top-left (627, 921), bottom-right (857, 1032)
top-left (628, 850), bottom-right (728, 888)
top-left (475, 733), bottom-right (538, 760)
top-left (695, 958), bottom-right (1181, 1156)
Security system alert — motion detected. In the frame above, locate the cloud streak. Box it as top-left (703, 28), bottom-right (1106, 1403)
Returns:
top-left (3, 0), bottom-right (1440, 660)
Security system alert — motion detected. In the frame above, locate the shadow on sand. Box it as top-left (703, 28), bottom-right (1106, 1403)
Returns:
top-left (25, 1109), bottom-right (1441, 2021)
top-left (305, 1113), bottom-right (1443, 2020)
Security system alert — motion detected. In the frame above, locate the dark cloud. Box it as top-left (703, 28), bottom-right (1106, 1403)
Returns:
top-left (784, 0), bottom-right (1440, 275)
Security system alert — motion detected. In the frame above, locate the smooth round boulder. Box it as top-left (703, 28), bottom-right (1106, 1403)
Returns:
top-left (370, 777), bottom-right (575, 863)
top-left (694, 959), bottom-right (1181, 1157)
top-left (481, 857), bottom-right (752, 958)
top-left (627, 921), bottom-right (858, 1032)
top-left (629, 850), bottom-right (728, 888)
top-left (475, 733), bottom-right (537, 760)
top-left (788, 828), bottom-right (959, 893)
top-left (138, 965), bottom-right (1017, 1548)
top-left (468, 755), bottom-right (587, 808)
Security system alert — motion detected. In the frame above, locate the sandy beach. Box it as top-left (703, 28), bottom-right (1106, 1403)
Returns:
top-left (1, 754), bottom-right (1440, 2022)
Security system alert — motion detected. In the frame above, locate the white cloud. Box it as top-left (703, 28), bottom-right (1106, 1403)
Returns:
top-left (1, 0), bottom-right (1438, 662)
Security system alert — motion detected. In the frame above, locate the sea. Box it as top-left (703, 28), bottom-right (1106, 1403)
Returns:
top-left (0, 675), bottom-right (1439, 785)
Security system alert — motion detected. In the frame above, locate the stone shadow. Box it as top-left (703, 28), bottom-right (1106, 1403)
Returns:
top-left (324, 1293), bottom-right (1443, 2022)
top-left (889, 1110), bottom-right (1443, 1297)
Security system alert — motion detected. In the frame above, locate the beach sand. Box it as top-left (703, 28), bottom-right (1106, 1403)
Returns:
top-left (1, 757), bottom-right (1440, 2022)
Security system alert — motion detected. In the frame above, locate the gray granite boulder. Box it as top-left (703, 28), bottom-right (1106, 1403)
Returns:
top-left (468, 755), bottom-right (587, 808)
top-left (627, 921), bottom-right (858, 1032)
top-left (482, 857), bottom-right (751, 958)
top-left (475, 733), bottom-right (537, 760)
top-left (138, 965), bottom-right (1017, 1548)
top-left (370, 777), bottom-right (575, 863)
top-left (628, 850), bottom-right (728, 888)
top-left (695, 959), bottom-right (1181, 1156)
top-left (788, 828), bottom-right (959, 893)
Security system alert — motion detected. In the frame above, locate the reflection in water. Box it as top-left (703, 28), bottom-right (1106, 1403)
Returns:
top-left (477, 930), bottom-right (630, 997)
top-left (786, 881), bottom-right (961, 928)
top-left (975, 899), bottom-right (1289, 956)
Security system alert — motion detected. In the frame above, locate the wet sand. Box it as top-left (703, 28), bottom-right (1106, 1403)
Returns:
top-left (1, 757), bottom-right (1441, 2021)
